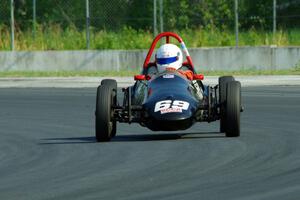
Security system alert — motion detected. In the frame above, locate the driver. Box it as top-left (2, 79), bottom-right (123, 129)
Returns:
top-left (155, 43), bottom-right (203, 100)
top-left (156, 43), bottom-right (194, 80)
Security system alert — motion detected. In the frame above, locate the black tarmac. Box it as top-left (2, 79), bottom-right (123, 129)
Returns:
top-left (0, 86), bottom-right (300, 200)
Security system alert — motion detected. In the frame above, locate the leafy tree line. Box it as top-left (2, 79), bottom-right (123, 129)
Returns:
top-left (1, 0), bottom-right (299, 31)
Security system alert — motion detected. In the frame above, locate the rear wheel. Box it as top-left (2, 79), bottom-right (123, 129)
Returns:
top-left (225, 81), bottom-right (241, 137)
top-left (95, 84), bottom-right (117, 142)
top-left (219, 76), bottom-right (235, 132)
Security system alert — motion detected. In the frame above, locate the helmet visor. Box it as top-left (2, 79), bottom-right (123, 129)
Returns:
top-left (157, 56), bottom-right (178, 65)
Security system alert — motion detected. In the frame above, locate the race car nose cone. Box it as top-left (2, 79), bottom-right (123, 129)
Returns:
top-left (166, 95), bottom-right (174, 100)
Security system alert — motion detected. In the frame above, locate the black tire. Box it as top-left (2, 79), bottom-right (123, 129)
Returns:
top-left (101, 79), bottom-right (117, 89)
top-left (219, 76), bottom-right (235, 132)
top-left (100, 79), bottom-right (117, 137)
top-left (95, 84), bottom-right (117, 142)
top-left (225, 81), bottom-right (241, 137)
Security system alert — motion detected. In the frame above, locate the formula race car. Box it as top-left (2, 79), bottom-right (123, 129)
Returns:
top-left (95, 32), bottom-right (242, 142)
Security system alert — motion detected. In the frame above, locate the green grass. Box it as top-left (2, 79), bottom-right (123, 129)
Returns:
top-left (1, 25), bottom-right (300, 50)
top-left (202, 68), bottom-right (300, 76)
top-left (0, 68), bottom-right (299, 77)
top-left (0, 70), bottom-right (140, 77)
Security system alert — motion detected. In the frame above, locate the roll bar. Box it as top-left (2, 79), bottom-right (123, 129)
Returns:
top-left (143, 32), bottom-right (194, 70)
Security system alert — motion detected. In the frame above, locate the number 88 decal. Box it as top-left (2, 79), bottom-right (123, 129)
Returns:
top-left (154, 100), bottom-right (189, 113)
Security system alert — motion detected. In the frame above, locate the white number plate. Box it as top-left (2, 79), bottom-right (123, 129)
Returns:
top-left (154, 100), bottom-right (189, 114)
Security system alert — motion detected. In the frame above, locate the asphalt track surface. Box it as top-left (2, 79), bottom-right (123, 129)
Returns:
top-left (0, 86), bottom-right (300, 200)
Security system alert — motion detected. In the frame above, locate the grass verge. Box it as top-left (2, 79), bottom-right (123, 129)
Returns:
top-left (0, 70), bottom-right (140, 77)
top-left (0, 68), bottom-right (299, 78)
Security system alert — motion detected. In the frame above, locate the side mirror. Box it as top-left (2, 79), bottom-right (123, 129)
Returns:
top-left (134, 75), bottom-right (151, 81)
top-left (134, 75), bottom-right (146, 81)
top-left (193, 74), bottom-right (204, 80)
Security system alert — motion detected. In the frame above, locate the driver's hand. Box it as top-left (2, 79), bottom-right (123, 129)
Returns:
top-left (178, 70), bottom-right (193, 80)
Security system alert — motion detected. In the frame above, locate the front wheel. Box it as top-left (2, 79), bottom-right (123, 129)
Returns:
top-left (225, 81), bottom-right (241, 137)
top-left (101, 79), bottom-right (117, 137)
top-left (95, 84), bottom-right (117, 142)
top-left (219, 76), bottom-right (235, 133)
top-left (101, 79), bottom-right (117, 90)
